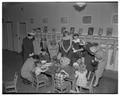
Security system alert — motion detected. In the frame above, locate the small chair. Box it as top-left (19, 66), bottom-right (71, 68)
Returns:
top-left (78, 71), bottom-right (95, 93)
top-left (4, 72), bottom-right (18, 93)
top-left (31, 72), bottom-right (49, 91)
top-left (53, 72), bottom-right (70, 93)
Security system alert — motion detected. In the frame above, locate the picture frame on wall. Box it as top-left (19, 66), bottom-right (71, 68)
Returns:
top-left (88, 27), bottom-right (94, 35)
top-left (106, 27), bottom-right (113, 37)
top-left (43, 26), bottom-right (48, 33)
top-left (78, 28), bottom-right (83, 35)
top-left (30, 18), bottom-right (34, 24)
top-left (112, 14), bottom-right (118, 24)
top-left (98, 27), bottom-right (103, 36)
top-left (70, 27), bottom-right (75, 35)
top-left (61, 17), bottom-right (69, 24)
top-left (82, 16), bottom-right (92, 24)
top-left (42, 18), bottom-right (48, 23)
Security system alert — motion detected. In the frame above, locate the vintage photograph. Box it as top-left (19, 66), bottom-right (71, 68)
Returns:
top-left (2, 1), bottom-right (118, 94)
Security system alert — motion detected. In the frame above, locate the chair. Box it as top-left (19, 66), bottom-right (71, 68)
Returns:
top-left (53, 72), bottom-right (70, 93)
top-left (77, 71), bottom-right (95, 93)
top-left (31, 72), bottom-right (49, 91)
top-left (4, 72), bottom-right (18, 93)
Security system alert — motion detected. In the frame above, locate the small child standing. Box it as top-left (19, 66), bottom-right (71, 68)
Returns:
top-left (74, 63), bottom-right (88, 93)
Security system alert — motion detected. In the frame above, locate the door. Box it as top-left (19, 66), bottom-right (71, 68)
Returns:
top-left (3, 21), bottom-right (14, 51)
top-left (2, 21), bottom-right (8, 50)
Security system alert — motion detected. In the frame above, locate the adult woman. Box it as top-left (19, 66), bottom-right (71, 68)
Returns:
top-left (22, 31), bottom-right (35, 62)
top-left (58, 31), bottom-right (73, 62)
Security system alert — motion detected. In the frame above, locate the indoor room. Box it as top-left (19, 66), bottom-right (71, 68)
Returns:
top-left (2, 1), bottom-right (118, 94)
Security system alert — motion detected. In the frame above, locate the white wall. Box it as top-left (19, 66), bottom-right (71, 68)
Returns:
top-left (3, 2), bottom-right (118, 37)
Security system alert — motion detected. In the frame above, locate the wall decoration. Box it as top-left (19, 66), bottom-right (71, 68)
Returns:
top-left (43, 26), bottom-right (48, 33)
top-left (112, 14), bottom-right (118, 24)
top-left (78, 28), bottom-right (83, 35)
top-left (88, 27), bottom-right (94, 35)
top-left (61, 17), bottom-right (69, 24)
top-left (82, 16), bottom-right (92, 24)
top-left (30, 18), bottom-right (34, 24)
top-left (106, 27), bottom-right (113, 36)
top-left (98, 27), bottom-right (103, 36)
top-left (42, 18), bottom-right (48, 23)
top-left (70, 27), bottom-right (75, 35)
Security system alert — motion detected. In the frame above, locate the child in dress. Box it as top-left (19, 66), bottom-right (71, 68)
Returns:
top-left (72, 33), bottom-right (85, 63)
top-left (74, 63), bottom-right (88, 93)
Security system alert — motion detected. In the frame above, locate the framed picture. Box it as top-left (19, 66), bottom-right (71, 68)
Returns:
top-left (42, 18), bottom-right (48, 23)
top-left (106, 27), bottom-right (113, 36)
top-left (98, 27), bottom-right (103, 36)
top-left (61, 17), bottom-right (69, 24)
top-left (70, 27), bottom-right (75, 35)
top-left (43, 26), bottom-right (48, 33)
top-left (30, 18), bottom-right (34, 24)
top-left (112, 14), bottom-right (118, 24)
top-left (78, 28), bottom-right (83, 35)
top-left (88, 27), bottom-right (94, 35)
top-left (82, 16), bottom-right (92, 24)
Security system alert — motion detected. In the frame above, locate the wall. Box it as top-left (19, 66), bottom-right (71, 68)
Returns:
top-left (3, 2), bottom-right (118, 37)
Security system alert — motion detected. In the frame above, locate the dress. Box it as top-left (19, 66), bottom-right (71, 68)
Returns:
top-left (22, 37), bottom-right (34, 61)
top-left (21, 57), bottom-right (35, 82)
top-left (72, 39), bottom-right (84, 62)
top-left (75, 70), bottom-right (87, 87)
top-left (47, 42), bottom-right (59, 59)
top-left (59, 37), bottom-right (73, 59)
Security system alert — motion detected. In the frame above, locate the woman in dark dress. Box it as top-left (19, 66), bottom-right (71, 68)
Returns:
top-left (58, 31), bottom-right (73, 65)
top-left (22, 32), bottom-right (35, 62)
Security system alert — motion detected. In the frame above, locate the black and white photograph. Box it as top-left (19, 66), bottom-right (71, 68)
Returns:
top-left (2, 1), bottom-right (118, 94)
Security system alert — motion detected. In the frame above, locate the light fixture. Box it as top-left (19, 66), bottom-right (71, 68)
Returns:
top-left (73, 2), bottom-right (87, 12)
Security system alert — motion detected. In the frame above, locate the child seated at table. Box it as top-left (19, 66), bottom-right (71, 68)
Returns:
top-left (74, 63), bottom-right (88, 93)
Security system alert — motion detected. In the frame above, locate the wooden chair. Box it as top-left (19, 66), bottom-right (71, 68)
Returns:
top-left (31, 72), bottom-right (49, 91)
top-left (77, 71), bottom-right (95, 93)
top-left (53, 73), bottom-right (70, 93)
top-left (4, 72), bottom-right (18, 93)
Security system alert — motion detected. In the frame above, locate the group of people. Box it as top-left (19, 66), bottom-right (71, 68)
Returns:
top-left (21, 29), bottom-right (107, 91)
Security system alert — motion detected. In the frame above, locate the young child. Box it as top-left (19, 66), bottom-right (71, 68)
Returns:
top-left (72, 33), bottom-right (85, 62)
top-left (74, 63), bottom-right (88, 93)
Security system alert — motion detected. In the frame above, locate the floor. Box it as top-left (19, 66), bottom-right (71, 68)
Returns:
top-left (2, 50), bottom-right (118, 94)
